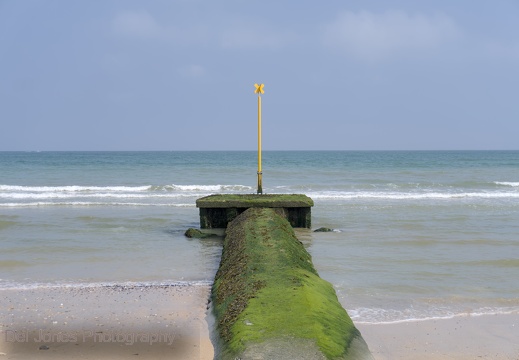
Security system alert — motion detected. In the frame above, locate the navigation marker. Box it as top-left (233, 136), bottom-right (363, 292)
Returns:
top-left (254, 83), bottom-right (264, 194)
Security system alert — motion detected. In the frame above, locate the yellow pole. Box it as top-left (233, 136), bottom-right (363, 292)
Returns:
top-left (254, 83), bottom-right (264, 194)
top-left (257, 93), bottom-right (262, 194)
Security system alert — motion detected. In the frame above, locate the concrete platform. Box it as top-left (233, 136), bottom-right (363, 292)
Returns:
top-left (196, 194), bottom-right (313, 229)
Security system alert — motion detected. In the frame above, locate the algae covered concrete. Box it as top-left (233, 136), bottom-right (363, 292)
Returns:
top-left (196, 194), bottom-right (314, 208)
top-left (196, 194), bottom-right (313, 229)
top-left (211, 208), bottom-right (373, 360)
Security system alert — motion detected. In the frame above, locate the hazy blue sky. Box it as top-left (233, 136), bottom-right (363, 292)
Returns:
top-left (1, 1), bottom-right (518, 150)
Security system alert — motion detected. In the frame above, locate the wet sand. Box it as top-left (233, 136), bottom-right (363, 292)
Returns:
top-left (357, 313), bottom-right (519, 360)
top-left (0, 284), bottom-right (214, 359)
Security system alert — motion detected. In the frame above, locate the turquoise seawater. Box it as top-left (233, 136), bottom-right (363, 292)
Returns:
top-left (1, 151), bottom-right (518, 323)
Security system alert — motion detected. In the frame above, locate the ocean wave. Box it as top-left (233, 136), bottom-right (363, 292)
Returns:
top-left (0, 192), bottom-right (197, 200)
top-left (151, 184), bottom-right (253, 192)
top-left (0, 184), bottom-right (253, 193)
top-left (0, 279), bottom-right (213, 291)
top-left (2, 184), bottom-right (518, 204)
top-left (349, 306), bottom-right (519, 325)
top-left (309, 191), bottom-right (519, 200)
top-left (0, 202), bottom-right (195, 208)
top-left (3, 192), bottom-right (518, 204)
top-left (494, 181), bottom-right (519, 187)
top-left (0, 183), bottom-right (254, 203)
top-left (0, 185), bottom-right (151, 192)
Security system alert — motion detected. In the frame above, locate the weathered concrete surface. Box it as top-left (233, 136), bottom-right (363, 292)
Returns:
top-left (184, 228), bottom-right (219, 239)
top-left (196, 194), bottom-right (314, 208)
top-left (197, 194), bottom-right (313, 229)
top-left (211, 208), bottom-right (373, 360)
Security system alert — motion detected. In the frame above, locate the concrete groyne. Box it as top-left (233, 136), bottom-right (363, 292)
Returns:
top-left (210, 207), bottom-right (373, 359)
top-left (196, 194), bottom-right (313, 229)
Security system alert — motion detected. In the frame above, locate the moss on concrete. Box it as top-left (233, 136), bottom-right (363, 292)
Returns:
top-left (184, 228), bottom-right (219, 238)
top-left (197, 194), bottom-right (313, 228)
top-left (212, 208), bottom-right (372, 359)
top-left (196, 194), bottom-right (314, 208)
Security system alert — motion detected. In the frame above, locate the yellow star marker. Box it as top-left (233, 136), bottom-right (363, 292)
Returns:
top-left (254, 83), bottom-right (264, 94)
top-left (254, 83), bottom-right (264, 194)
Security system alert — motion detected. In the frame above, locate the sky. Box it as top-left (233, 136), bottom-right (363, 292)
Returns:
top-left (0, 0), bottom-right (518, 151)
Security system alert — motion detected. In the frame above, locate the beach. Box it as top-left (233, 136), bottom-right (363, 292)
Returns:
top-left (358, 314), bottom-right (519, 360)
top-left (0, 285), bottom-right (214, 359)
top-left (2, 286), bottom-right (518, 359)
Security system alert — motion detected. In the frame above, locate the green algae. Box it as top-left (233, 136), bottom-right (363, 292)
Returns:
top-left (184, 228), bottom-right (219, 239)
top-left (196, 194), bottom-right (314, 208)
top-left (197, 193), bottom-right (313, 229)
top-left (212, 208), bottom-right (366, 359)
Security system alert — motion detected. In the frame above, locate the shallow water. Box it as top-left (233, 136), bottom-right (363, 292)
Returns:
top-left (1, 151), bottom-right (518, 323)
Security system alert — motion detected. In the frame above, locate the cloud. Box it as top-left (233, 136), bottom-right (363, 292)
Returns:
top-left (112, 11), bottom-right (162, 39)
top-left (111, 11), bottom-right (294, 50)
top-left (323, 10), bottom-right (462, 61)
top-left (112, 11), bottom-right (210, 45)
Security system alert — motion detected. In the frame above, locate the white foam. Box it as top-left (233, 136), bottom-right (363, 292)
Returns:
top-left (0, 184), bottom-right (253, 196)
top-left (0, 192), bottom-right (194, 200)
top-left (0, 185), bottom-right (151, 192)
top-left (0, 202), bottom-right (196, 208)
top-left (0, 279), bottom-right (213, 291)
top-left (310, 191), bottom-right (519, 200)
top-left (495, 181), bottom-right (519, 187)
top-left (348, 306), bottom-right (519, 325)
top-left (3, 185), bottom-right (517, 206)
top-left (164, 184), bottom-right (252, 191)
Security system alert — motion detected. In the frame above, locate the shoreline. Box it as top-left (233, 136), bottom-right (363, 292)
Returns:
top-left (1, 285), bottom-right (518, 359)
top-left (0, 284), bottom-right (215, 359)
top-left (357, 313), bottom-right (519, 360)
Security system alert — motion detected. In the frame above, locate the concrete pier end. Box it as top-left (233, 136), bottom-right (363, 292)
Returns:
top-left (196, 194), bottom-right (313, 229)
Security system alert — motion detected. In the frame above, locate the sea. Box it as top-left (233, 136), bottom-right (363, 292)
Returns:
top-left (1, 151), bottom-right (518, 324)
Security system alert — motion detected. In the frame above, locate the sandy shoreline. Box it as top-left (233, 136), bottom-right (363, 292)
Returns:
top-left (1, 285), bottom-right (518, 359)
top-left (0, 284), bottom-right (215, 359)
top-left (357, 313), bottom-right (519, 360)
